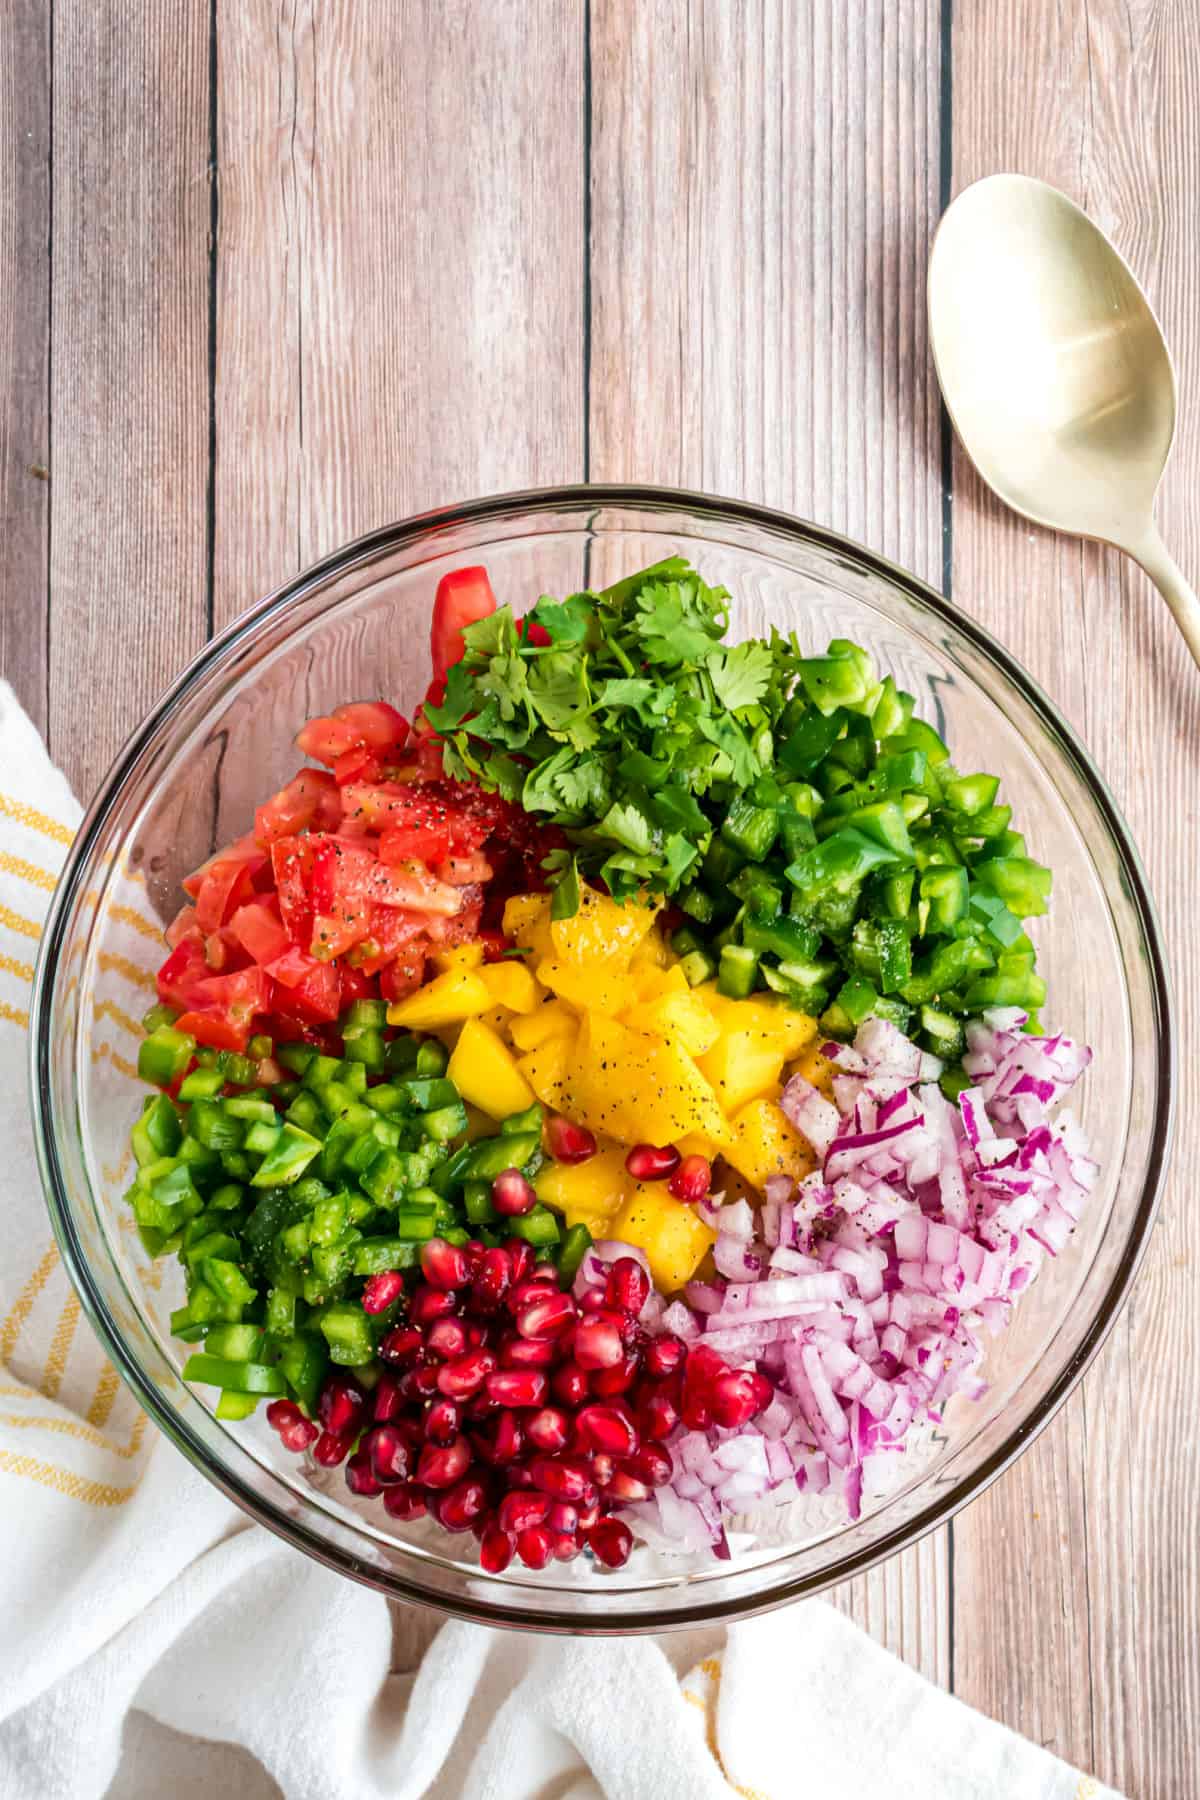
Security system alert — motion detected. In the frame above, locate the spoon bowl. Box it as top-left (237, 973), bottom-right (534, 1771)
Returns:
top-left (929, 173), bottom-right (1200, 667)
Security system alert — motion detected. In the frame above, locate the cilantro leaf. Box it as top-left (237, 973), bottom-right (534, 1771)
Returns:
top-left (421, 660), bottom-right (475, 733)
top-left (532, 593), bottom-right (593, 644)
top-left (706, 641), bottom-right (774, 712)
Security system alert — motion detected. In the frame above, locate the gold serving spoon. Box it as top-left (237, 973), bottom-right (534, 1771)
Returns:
top-left (928, 173), bottom-right (1200, 670)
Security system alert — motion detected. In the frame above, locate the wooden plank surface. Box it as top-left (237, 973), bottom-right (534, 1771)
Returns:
top-left (949, 5), bottom-right (1200, 1794)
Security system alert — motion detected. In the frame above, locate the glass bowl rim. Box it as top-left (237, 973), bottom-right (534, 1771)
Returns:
top-left (29, 482), bottom-right (1176, 1631)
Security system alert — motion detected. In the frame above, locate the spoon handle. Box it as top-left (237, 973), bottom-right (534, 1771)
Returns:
top-left (1133, 527), bottom-right (1200, 672)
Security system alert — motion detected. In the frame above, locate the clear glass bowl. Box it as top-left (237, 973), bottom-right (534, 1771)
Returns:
top-left (30, 487), bottom-right (1173, 1630)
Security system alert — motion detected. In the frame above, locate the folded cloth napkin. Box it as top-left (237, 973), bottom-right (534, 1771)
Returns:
top-left (0, 678), bottom-right (1121, 1800)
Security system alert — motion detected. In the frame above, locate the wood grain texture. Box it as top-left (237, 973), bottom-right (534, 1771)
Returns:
top-left (46, 1), bottom-right (211, 796)
top-left (589, 0), bottom-right (950, 1683)
top-left (950, 4), bottom-right (1200, 1794)
top-left (0, 0), bottom-right (51, 737)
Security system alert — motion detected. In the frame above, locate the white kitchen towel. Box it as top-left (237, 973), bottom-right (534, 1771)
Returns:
top-left (0, 677), bottom-right (1121, 1800)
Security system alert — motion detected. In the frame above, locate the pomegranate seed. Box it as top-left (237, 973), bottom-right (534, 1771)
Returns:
top-left (551, 1362), bottom-right (589, 1407)
top-left (709, 1369), bottom-right (773, 1429)
top-left (590, 1353), bottom-right (640, 1397)
top-left (572, 1317), bottom-right (624, 1370)
top-left (365, 1424), bottom-right (411, 1484)
top-left (361, 1269), bottom-right (405, 1314)
top-left (588, 1518), bottom-right (633, 1568)
top-left (344, 1452), bottom-right (383, 1496)
top-left (379, 1325), bottom-right (424, 1366)
top-left (604, 1257), bottom-right (650, 1317)
top-left (498, 1333), bottom-right (557, 1370)
top-left (279, 1415), bottom-right (320, 1453)
top-left (551, 1531), bottom-right (581, 1562)
top-left (437, 1350), bottom-right (497, 1400)
top-left (474, 1410), bottom-right (524, 1465)
top-left (382, 1482), bottom-right (427, 1522)
top-left (421, 1238), bottom-right (471, 1290)
top-left (425, 1396), bottom-right (462, 1445)
top-left (576, 1499), bottom-right (601, 1533)
top-left (318, 1376), bottom-right (366, 1438)
top-left (588, 1452), bottom-right (615, 1487)
top-left (372, 1375), bottom-right (403, 1423)
top-left (312, 1430), bottom-right (351, 1467)
top-left (644, 1336), bottom-right (686, 1378)
top-left (529, 1455), bottom-right (593, 1501)
top-left (505, 1460), bottom-right (536, 1489)
top-left (624, 1143), bottom-right (680, 1182)
top-left (602, 1467), bottom-right (648, 1503)
top-left (472, 1247), bottom-right (511, 1311)
top-left (426, 1317), bottom-right (469, 1360)
top-left (462, 1321), bottom-right (490, 1349)
top-left (516, 1524), bottom-right (554, 1569)
top-left (508, 1275), bottom-right (559, 1313)
top-left (575, 1404), bottom-right (639, 1457)
top-left (409, 1363), bottom-right (442, 1398)
top-left (628, 1443), bottom-right (673, 1487)
top-left (547, 1501), bottom-right (578, 1534)
top-left (681, 1393), bottom-right (712, 1430)
top-left (545, 1115), bottom-right (597, 1164)
top-left (504, 1239), bottom-right (535, 1284)
top-left (410, 1285), bottom-right (456, 1327)
top-left (417, 1435), bottom-right (471, 1488)
top-left (498, 1491), bottom-right (550, 1534)
top-left (492, 1168), bottom-right (537, 1216)
top-left (267, 1399), bottom-right (302, 1433)
top-left (669, 1153), bottom-right (711, 1204)
top-left (578, 1286), bottom-right (608, 1314)
top-left (464, 1239), bottom-right (485, 1267)
top-left (524, 1407), bottom-right (570, 1453)
top-left (639, 1392), bottom-right (680, 1441)
top-left (516, 1292), bottom-right (576, 1341)
top-left (479, 1525), bottom-right (515, 1573)
top-left (437, 1475), bottom-right (489, 1532)
top-left (485, 1369), bottom-right (548, 1408)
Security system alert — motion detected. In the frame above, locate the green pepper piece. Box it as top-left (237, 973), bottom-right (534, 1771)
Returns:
top-left (717, 943), bottom-right (759, 1000)
top-left (264, 1286), bottom-right (297, 1338)
top-left (414, 1037), bottom-right (450, 1079)
top-left (317, 1302), bottom-right (376, 1367)
top-left (364, 1082), bottom-right (405, 1115)
top-left (131, 1093), bottom-right (183, 1167)
top-left (972, 856), bottom-right (1053, 919)
top-left (721, 795), bottom-right (778, 862)
top-left (137, 1025), bottom-right (196, 1089)
top-left (835, 976), bottom-right (878, 1026)
top-left (678, 884), bottom-right (718, 925)
top-left (841, 800), bottom-right (914, 859)
top-left (250, 1122), bottom-right (322, 1187)
top-left (342, 1028), bottom-right (387, 1074)
top-left (506, 1205), bottom-right (561, 1247)
top-left (798, 644), bottom-right (876, 716)
top-left (341, 997), bottom-right (389, 1035)
top-left (464, 1131), bottom-right (540, 1182)
top-left (678, 947), bottom-right (718, 987)
top-left (203, 1322), bottom-right (265, 1361)
top-left (352, 1237), bottom-right (421, 1276)
top-left (182, 1352), bottom-right (285, 1396)
top-left (557, 1223), bottom-right (592, 1286)
top-left (786, 827), bottom-right (901, 903)
top-left (919, 1005), bottom-right (966, 1059)
top-left (277, 1332), bottom-right (328, 1412)
top-left (397, 1077), bottom-right (460, 1113)
top-left (177, 1066), bottom-right (225, 1102)
top-left (463, 1179), bottom-right (497, 1225)
top-left (944, 772), bottom-right (1001, 816)
top-left (920, 864), bottom-right (969, 932)
top-left (200, 1257), bottom-right (257, 1310)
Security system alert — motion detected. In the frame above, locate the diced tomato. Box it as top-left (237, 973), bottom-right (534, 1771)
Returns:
top-left (229, 897), bottom-right (291, 966)
top-left (192, 965), bottom-right (272, 1022)
top-left (332, 701), bottom-right (409, 752)
top-left (175, 1010), bottom-right (249, 1053)
top-left (426, 885), bottom-right (484, 947)
top-left (478, 929), bottom-right (513, 963)
top-left (379, 945), bottom-right (428, 1002)
top-left (517, 614), bottom-right (552, 647)
top-left (302, 832), bottom-right (462, 916)
top-left (266, 946), bottom-right (342, 1023)
top-left (435, 851), bottom-right (493, 887)
top-left (310, 896), bottom-right (372, 962)
top-left (156, 936), bottom-right (213, 1010)
top-left (270, 836), bottom-right (315, 941)
top-left (182, 833), bottom-right (264, 900)
top-left (378, 823), bottom-right (452, 866)
top-left (165, 904), bottom-right (200, 948)
top-left (345, 904), bottom-right (427, 976)
top-left (195, 858), bottom-right (260, 933)
top-left (202, 928), bottom-right (251, 974)
top-left (337, 965), bottom-right (379, 1007)
top-left (331, 745), bottom-right (381, 786)
top-left (296, 701), bottom-right (409, 772)
top-left (254, 768), bottom-right (342, 845)
top-left (431, 565), bottom-right (497, 682)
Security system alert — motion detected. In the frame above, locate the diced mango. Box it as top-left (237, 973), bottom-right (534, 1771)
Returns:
top-left (386, 967), bottom-right (492, 1031)
top-left (478, 1005), bottom-right (514, 1039)
top-left (535, 1144), bottom-right (630, 1229)
top-left (612, 1182), bottom-right (716, 1292)
top-left (503, 893), bottom-right (555, 963)
top-left (621, 985), bottom-right (721, 1057)
top-left (699, 985), bottom-right (819, 1058)
top-left (510, 999), bottom-right (578, 1052)
top-left (566, 1013), bottom-right (730, 1148)
top-left (789, 1038), bottom-right (838, 1100)
top-left (432, 942), bottom-right (486, 974)
top-left (479, 960), bottom-right (542, 1014)
top-left (517, 1034), bottom-right (575, 1111)
top-left (698, 1028), bottom-right (785, 1116)
top-left (447, 1018), bottom-right (536, 1119)
top-left (630, 926), bottom-right (670, 970)
top-left (723, 1096), bottom-right (820, 1190)
top-left (536, 958), bottom-right (631, 1016)
top-left (550, 885), bottom-right (656, 968)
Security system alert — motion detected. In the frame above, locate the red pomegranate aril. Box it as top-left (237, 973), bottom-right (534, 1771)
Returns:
top-left (588, 1518), bottom-right (633, 1568)
top-left (604, 1257), bottom-right (650, 1317)
top-left (644, 1335), bottom-right (686, 1379)
top-left (516, 1524), bottom-right (555, 1570)
top-left (681, 1394), bottom-right (712, 1431)
top-left (479, 1525), bottom-right (515, 1573)
top-left (589, 1353), bottom-right (640, 1397)
top-left (498, 1490), bottom-right (550, 1535)
top-left (410, 1362), bottom-right (443, 1398)
top-left (547, 1500), bottom-right (578, 1534)
top-left (361, 1269), bottom-right (405, 1314)
top-left (379, 1324), bottom-right (424, 1366)
top-left (668, 1153), bottom-right (711, 1204)
top-left (471, 1246), bottom-right (511, 1311)
top-left (279, 1415), bottom-right (320, 1453)
top-left (365, 1424), bottom-right (411, 1485)
top-left (588, 1451), bottom-right (615, 1488)
top-left (639, 1392), bottom-right (680, 1442)
top-left (463, 1320), bottom-right (490, 1349)
top-left (509, 1275), bottom-right (559, 1312)
top-left (318, 1375), bottom-right (366, 1438)
top-left (545, 1115), bottom-right (597, 1164)
top-left (575, 1499), bottom-right (600, 1534)
top-left (437, 1349), bottom-right (497, 1400)
top-left (492, 1168), bottom-right (537, 1216)
top-left (551, 1362), bottom-right (589, 1408)
top-left (624, 1142), bottom-right (681, 1182)
top-left (529, 1455), bottom-right (593, 1501)
top-left (709, 1369), bottom-right (773, 1429)
top-left (437, 1475), bottom-right (489, 1532)
top-left (344, 1452), bottom-right (383, 1496)
top-left (372, 1375), bottom-right (403, 1424)
top-left (426, 1317), bottom-right (469, 1360)
top-left (382, 1482), bottom-right (427, 1522)
top-left (505, 1461), bottom-right (536, 1489)
top-left (417, 1435), bottom-right (471, 1489)
top-left (312, 1430), bottom-right (351, 1467)
top-left (551, 1531), bottom-right (581, 1562)
top-left (410, 1284), bottom-right (456, 1328)
top-left (504, 1238), bottom-right (536, 1285)
top-left (601, 1468), bottom-right (648, 1503)
top-left (424, 1396), bottom-right (462, 1445)
top-left (572, 1317), bottom-right (624, 1370)
top-left (628, 1443), bottom-right (673, 1487)
top-left (267, 1399), bottom-right (303, 1433)
top-left (516, 1292), bottom-right (576, 1341)
top-left (575, 1403), bottom-right (639, 1457)
top-left (474, 1410), bottom-right (524, 1466)
top-left (420, 1237), bottom-right (471, 1290)
top-left (485, 1368), bottom-right (548, 1408)
top-left (498, 1332), bottom-right (557, 1370)
top-left (524, 1407), bottom-right (570, 1454)
top-left (578, 1286), bottom-right (608, 1315)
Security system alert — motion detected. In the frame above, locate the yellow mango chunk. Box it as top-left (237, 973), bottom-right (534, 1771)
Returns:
top-left (535, 1144), bottom-right (630, 1229)
top-left (479, 959), bottom-right (542, 1014)
top-left (503, 893), bottom-right (554, 963)
top-left (630, 926), bottom-right (670, 970)
top-left (699, 985), bottom-right (819, 1058)
top-left (536, 958), bottom-right (631, 1016)
top-left (698, 1028), bottom-right (785, 1116)
top-left (612, 1182), bottom-right (716, 1292)
top-left (432, 942), bottom-right (486, 974)
top-left (447, 1018), bottom-right (536, 1119)
top-left (789, 1038), bottom-right (838, 1100)
top-left (566, 1013), bottom-right (729, 1148)
top-left (621, 985), bottom-right (721, 1058)
top-left (478, 1005), bottom-right (514, 1039)
top-left (386, 967), bottom-right (492, 1031)
top-left (550, 884), bottom-right (656, 968)
top-left (517, 1035), bottom-right (575, 1111)
top-left (724, 1096), bottom-right (820, 1190)
top-left (509, 999), bottom-right (578, 1053)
